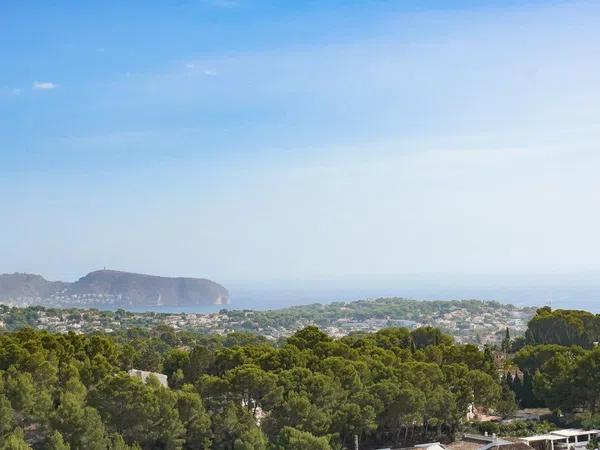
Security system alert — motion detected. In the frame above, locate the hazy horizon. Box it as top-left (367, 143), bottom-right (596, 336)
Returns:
top-left (5, 266), bottom-right (600, 286)
top-left (9, 267), bottom-right (599, 313)
top-left (3, 0), bottom-right (600, 284)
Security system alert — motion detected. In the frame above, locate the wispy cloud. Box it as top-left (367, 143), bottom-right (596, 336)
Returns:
top-left (32, 81), bottom-right (57, 90)
top-left (0, 87), bottom-right (22, 97)
top-left (183, 62), bottom-right (217, 75)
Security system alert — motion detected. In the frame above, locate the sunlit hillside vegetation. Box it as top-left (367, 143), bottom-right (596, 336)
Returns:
top-left (0, 307), bottom-right (598, 449)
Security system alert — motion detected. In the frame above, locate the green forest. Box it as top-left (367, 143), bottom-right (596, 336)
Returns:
top-left (509, 308), bottom-right (600, 416)
top-left (0, 324), bottom-right (507, 449)
top-left (0, 307), bottom-right (598, 449)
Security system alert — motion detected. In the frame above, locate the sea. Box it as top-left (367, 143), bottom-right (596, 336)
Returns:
top-left (126, 273), bottom-right (600, 314)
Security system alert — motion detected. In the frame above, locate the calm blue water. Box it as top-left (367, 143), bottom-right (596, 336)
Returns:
top-left (126, 274), bottom-right (600, 314)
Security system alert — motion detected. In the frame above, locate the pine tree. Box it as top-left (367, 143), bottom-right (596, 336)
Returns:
top-left (501, 327), bottom-right (512, 353)
top-left (47, 431), bottom-right (70, 450)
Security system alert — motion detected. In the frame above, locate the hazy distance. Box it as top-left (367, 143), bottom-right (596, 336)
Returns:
top-left (2, 0), bottom-right (600, 300)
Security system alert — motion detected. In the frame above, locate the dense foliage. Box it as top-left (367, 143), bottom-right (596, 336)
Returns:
top-left (472, 420), bottom-right (556, 438)
top-left (525, 307), bottom-right (600, 348)
top-left (0, 325), bottom-right (509, 449)
top-left (510, 308), bottom-right (600, 422)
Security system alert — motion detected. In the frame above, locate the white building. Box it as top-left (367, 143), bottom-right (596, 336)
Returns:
top-left (519, 429), bottom-right (600, 450)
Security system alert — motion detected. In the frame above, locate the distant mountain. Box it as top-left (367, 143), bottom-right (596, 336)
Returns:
top-left (0, 270), bottom-right (229, 308)
top-left (0, 273), bottom-right (67, 299)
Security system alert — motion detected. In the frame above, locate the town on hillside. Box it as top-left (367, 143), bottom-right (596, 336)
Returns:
top-left (0, 298), bottom-right (536, 345)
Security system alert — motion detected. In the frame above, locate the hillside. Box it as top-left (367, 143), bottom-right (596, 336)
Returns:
top-left (0, 273), bottom-right (67, 299)
top-left (0, 269), bottom-right (229, 308)
top-left (0, 297), bottom-right (535, 345)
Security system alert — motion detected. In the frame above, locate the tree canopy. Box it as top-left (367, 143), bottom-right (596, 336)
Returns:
top-left (0, 324), bottom-right (509, 449)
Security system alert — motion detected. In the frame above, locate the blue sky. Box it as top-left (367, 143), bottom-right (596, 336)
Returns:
top-left (2, 0), bottom-right (600, 282)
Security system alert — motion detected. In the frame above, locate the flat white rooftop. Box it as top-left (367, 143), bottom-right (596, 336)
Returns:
top-left (520, 435), bottom-right (566, 442)
top-left (551, 430), bottom-right (600, 438)
top-left (519, 430), bottom-right (600, 442)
